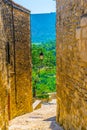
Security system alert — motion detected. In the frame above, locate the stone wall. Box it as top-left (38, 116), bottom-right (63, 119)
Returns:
top-left (0, 0), bottom-right (32, 128)
top-left (12, 4), bottom-right (33, 119)
top-left (0, 2), bottom-right (8, 129)
top-left (56, 0), bottom-right (87, 129)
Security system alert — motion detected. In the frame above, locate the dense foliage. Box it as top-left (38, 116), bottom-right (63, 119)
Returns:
top-left (32, 41), bottom-right (56, 97)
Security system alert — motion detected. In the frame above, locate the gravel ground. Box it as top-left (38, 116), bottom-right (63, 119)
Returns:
top-left (9, 100), bottom-right (63, 130)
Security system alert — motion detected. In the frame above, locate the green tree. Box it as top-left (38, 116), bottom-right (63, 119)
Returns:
top-left (32, 41), bottom-right (56, 97)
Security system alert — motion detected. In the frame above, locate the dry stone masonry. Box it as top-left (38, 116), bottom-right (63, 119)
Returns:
top-left (56, 0), bottom-right (87, 130)
top-left (0, 0), bottom-right (32, 129)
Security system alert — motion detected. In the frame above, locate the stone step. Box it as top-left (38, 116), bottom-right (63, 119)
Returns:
top-left (9, 121), bottom-right (63, 130)
top-left (9, 99), bottom-right (63, 130)
top-left (33, 100), bottom-right (41, 110)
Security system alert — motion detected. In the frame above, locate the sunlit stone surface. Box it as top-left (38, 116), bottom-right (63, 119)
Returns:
top-left (56, 0), bottom-right (87, 129)
top-left (0, 0), bottom-right (32, 129)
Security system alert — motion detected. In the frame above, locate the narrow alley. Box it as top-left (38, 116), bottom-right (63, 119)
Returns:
top-left (9, 100), bottom-right (63, 130)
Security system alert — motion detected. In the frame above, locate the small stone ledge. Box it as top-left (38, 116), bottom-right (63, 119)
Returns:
top-left (33, 100), bottom-right (41, 110)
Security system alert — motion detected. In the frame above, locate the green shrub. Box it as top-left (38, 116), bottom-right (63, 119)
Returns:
top-left (36, 94), bottom-right (49, 99)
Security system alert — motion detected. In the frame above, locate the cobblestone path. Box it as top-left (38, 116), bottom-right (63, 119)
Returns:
top-left (9, 100), bottom-right (63, 130)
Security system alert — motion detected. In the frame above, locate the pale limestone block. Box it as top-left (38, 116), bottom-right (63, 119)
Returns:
top-left (80, 16), bottom-right (87, 27)
top-left (78, 40), bottom-right (82, 51)
top-left (59, 43), bottom-right (62, 49)
top-left (86, 40), bottom-right (87, 48)
top-left (48, 92), bottom-right (57, 99)
top-left (81, 40), bottom-right (86, 51)
top-left (85, 9), bottom-right (87, 14)
top-left (79, 39), bottom-right (87, 61)
top-left (80, 52), bottom-right (87, 62)
top-left (82, 27), bottom-right (87, 38)
top-left (76, 27), bottom-right (81, 40)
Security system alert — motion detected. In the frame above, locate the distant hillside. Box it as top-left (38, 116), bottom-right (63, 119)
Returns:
top-left (31, 12), bottom-right (56, 43)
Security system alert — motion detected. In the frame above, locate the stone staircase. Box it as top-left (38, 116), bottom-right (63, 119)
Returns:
top-left (9, 100), bottom-right (63, 130)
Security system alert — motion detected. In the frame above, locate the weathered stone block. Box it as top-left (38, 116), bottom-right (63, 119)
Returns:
top-left (82, 27), bottom-right (87, 38)
top-left (80, 15), bottom-right (87, 27)
top-left (76, 27), bottom-right (81, 40)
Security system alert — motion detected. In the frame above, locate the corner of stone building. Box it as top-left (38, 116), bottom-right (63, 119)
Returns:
top-left (7, 1), bottom-right (33, 119)
top-left (0, 3), bottom-right (9, 129)
top-left (0, 0), bottom-right (33, 129)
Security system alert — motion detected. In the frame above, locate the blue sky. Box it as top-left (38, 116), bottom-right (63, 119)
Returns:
top-left (13, 0), bottom-right (56, 14)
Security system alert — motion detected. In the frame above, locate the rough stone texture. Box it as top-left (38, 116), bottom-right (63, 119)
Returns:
top-left (56, 0), bottom-right (87, 130)
top-left (0, 1), bottom-right (9, 129)
top-left (0, 0), bottom-right (32, 128)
